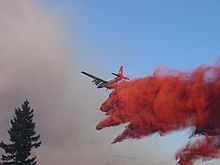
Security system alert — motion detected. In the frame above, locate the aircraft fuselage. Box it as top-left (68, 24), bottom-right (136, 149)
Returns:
top-left (97, 79), bottom-right (117, 89)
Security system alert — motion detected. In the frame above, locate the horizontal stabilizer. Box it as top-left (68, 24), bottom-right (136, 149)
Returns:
top-left (112, 72), bottom-right (119, 77)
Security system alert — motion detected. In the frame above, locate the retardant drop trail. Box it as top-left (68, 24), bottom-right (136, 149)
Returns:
top-left (96, 60), bottom-right (220, 165)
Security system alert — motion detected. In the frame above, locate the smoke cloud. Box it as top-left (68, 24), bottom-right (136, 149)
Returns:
top-left (0, 1), bottom-right (129, 165)
top-left (1, 1), bottom-right (172, 165)
top-left (97, 60), bottom-right (220, 164)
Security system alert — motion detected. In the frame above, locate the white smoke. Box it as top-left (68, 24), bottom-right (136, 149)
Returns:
top-left (0, 1), bottom-right (171, 165)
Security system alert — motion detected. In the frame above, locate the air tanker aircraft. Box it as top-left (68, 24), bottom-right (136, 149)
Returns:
top-left (81, 66), bottom-right (129, 89)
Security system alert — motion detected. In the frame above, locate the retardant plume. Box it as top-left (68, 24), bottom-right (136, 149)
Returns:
top-left (97, 62), bottom-right (220, 165)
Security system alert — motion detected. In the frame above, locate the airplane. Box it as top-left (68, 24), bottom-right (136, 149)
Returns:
top-left (81, 66), bottom-right (129, 89)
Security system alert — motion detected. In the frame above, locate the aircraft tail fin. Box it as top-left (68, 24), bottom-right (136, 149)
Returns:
top-left (112, 66), bottom-right (123, 77)
top-left (112, 66), bottom-right (129, 80)
top-left (118, 66), bottom-right (123, 75)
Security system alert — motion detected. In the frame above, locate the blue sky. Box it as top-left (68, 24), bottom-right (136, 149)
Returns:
top-left (41, 0), bottom-right (220, 77)
top-left (39, 1), bottom-right (220, 164)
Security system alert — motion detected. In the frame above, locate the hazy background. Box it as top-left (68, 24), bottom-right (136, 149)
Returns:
top-left (0, 0), bottom-right (219, 165)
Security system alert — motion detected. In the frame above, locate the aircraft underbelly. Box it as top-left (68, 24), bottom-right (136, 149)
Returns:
top-left (97, 82), bottom-right (107, 88)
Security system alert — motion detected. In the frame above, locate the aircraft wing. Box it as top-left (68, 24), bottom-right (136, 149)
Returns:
top-left (81, 71), bottom-right (108, 85)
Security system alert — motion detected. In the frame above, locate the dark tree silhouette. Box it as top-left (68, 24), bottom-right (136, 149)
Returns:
top-left (0, 100), bottom-right (41, 165)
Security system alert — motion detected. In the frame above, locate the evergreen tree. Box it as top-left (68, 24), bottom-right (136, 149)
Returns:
top-left (0, 100), bottom-right (41, 165)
